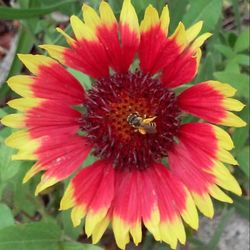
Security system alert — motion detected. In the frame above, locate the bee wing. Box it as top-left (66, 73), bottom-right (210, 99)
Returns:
top-left (139, 124), bottom-right (157, 134)
top-left (143, 116), bottom-right (157, 124)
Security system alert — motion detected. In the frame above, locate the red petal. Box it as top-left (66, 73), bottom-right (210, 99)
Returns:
top-left (26, 136), bottom-right (91, 194)
top-left (152, 163), bottom-right (186, 220)
top-left (26, 100), bottom-right (81, 128)
top-left (119, 23), bottom-right (140, 72)
top-left (64, 40), bottom-right (110, 79)
top-left (169, 123), bottom-right (219, 195)
top-left (161, 51), bottom-right (200, 88)
top-left (139, 25), bottom-right (178, 75)
top-left (72, 160), bottom-right (114, 210)
top-left (179, 122), bottom-right (217, 160)
top-left (177, 81), bottom-right (246, 127)
top-left (97, 24), bottom-right (124, 73)
top-left (169, 142), bottom-right (215, 195)
top-left (177, 81), bottom-right (226, 123)
top-left (34, 63), bottom-right (85, 104)
top-left (37, 136), bottom-right (90, 177)
top-left (112, 169), bottom-right (141, 224)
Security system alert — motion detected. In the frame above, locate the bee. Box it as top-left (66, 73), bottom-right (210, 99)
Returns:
top-left (127, 112), bottom-right (157, 135)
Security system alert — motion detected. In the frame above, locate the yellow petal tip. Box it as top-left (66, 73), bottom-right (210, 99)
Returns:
top-left (17, 54), bottom-right (32, 63)
top-left (35, 176), bottom-right (58, 196)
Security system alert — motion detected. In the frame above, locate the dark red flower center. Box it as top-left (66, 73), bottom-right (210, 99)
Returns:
top-left (82, 72), bottom-right (180, 170)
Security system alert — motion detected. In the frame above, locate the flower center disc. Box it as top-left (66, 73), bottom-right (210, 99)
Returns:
top-left (82, 72), bottom-right (180, 170)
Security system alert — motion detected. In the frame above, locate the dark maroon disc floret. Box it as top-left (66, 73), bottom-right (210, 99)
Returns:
top-left (81, 71), bottom-right (180, 170)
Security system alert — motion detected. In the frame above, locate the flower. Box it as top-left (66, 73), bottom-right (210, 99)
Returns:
top-left (1, 0), bottom-right (246, 249)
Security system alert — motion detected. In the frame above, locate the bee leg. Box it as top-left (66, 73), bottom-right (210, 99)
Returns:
top-left (138, 128), bottom-right (146, 135)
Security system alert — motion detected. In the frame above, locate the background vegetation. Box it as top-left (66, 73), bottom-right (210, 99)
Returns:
top-left (0, 0), bottom-right (249, 249)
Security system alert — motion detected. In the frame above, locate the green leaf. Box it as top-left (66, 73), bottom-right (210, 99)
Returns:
top-left (59, 210), bottom-right (83, 240)
top-left (206, 208), bottom-right (235, 249)
top-left (237, 146), bottom-right (250, 178)
top-left (224, 61), bottom-right (240, 73)
top-left (234, 54), bottom-right (250, 67)
top-left (0, 127), bottom-right (11, 138)
top-left (0, 109), bottom-right (7, 119)
top-left (213, 71), bottom-right (249, 98)
top-left (45, 7), bottom-right (82, 47)
top-left (63, 242), bottom-right (103, 250)
top-left (0, 130), bottom-right (20, 197)
top-left (183, 0), bottom-right (222, 32)
top-left (0, 1), bottom-right (75, 20)
top-left (0, 222), bottom-right (62, 250)
top-left (82, 154), bottom-right (96, 168)
top-left (214, 44), bottom-right (235, 58)
top-left (10, 162), bottom-right (39, 215)
top-left (232, 104), bottom-right (249, 150)
top-left (168, 0), bottom-right (189, 33)
top-left (233, 124), bottom-right (249, 150)
top-left (68, 68), bottom-right (92, 90)
top-left (0, 203), bottom-right (15, 230)
top-left (108, 0), bottom-right (123, 16)
top-left (189, 237), bottom-right (206, 248)
top-left (19, 0), bottom-right (30, 8)
top-left (232, 195), bottom-right (249, 219)
top-left (195, 53), bottom-right (215, 82)
top-left (40, 0), bottom-right (82, 15)
top-left (21, 0), bottom-right (44, 34)
top-left (234, 28), bottom-right (250, 53)
top-left (132, 0), bottom-right (166, 19)
top-left (226, 32), bottom-right (238, 48)
top-left (231, 0), bottom-right (241, 32)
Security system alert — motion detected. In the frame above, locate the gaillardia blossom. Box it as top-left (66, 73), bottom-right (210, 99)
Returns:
top-left (1, 0), bottom-right (246, 249)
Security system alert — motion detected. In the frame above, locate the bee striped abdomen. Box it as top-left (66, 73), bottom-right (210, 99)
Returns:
top-left (127, 112), bottom-right (157, 134)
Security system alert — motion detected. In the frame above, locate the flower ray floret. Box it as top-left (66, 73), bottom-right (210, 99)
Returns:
top-left (1, 0), bottom-right (246, 249)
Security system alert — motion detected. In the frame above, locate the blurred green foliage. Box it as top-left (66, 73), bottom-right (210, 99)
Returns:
top-left (0, 0), bottom-right (249, 249)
